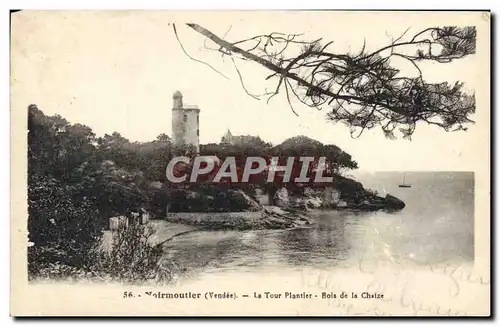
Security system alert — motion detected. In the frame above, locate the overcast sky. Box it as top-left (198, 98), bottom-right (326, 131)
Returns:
top-left (11, 11), bottom-right (489, 171)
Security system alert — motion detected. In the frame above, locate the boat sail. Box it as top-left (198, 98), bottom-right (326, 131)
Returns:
top-left (399, 173), bottom-right (411, 188)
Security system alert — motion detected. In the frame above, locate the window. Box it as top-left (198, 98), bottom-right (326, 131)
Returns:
top-left (183, 115), bottom-right (187, 123)
top-left (197, 115), bottom-right (199, 124)
top-left (197, 129), bottom-right (199, 136)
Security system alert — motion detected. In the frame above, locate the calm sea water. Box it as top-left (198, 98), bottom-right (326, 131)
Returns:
top-left (163, 172), bottom-right (474, 277)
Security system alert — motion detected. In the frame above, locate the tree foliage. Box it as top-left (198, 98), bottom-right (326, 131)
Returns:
top-left (271, 135), bottom-right (358, 173)
top-left (196, 135), bottom-right (358, 198)
top-left (176, 24), bottom-right (476, 139)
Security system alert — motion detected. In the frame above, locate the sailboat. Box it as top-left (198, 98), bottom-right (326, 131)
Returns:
top-left (399, 173), bottom-right (412, 188)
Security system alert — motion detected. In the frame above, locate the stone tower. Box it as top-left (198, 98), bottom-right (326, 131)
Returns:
top-left (172, 91), bottom-right (200, 153)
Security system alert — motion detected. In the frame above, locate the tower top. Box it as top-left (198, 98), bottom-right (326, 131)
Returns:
top-left (173, 90), bottom-right (183, 99)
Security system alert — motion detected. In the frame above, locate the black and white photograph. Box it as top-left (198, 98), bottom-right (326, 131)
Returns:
top-left (10, 10), bottom-right (490, 316)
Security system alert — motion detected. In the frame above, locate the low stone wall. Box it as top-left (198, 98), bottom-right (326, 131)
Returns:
top-left (165, 212), bottom-right (263, 230)
top-left (165, 209), bottom-right (312, 230)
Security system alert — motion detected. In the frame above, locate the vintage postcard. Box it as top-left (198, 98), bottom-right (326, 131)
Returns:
top-left (10, 10), bottom-right (490, 316)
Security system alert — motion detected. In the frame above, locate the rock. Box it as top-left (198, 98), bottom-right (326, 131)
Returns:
top-left (264, 206), bottom-right (288, 215)
top-left (273, 187), bottom-right (290, 208)
top-left (337, 200), bottom-right (348, 208)
top-left (385, 194), bottom-right (405, 210)
top-left (306, 197), bottom-right (322, 209)
top-left (228, 189), bottom-right (262, 212)
top-left (322, 187), bottom-right (341, 208)
top-left (269, 216), bottom-right (293, 228)
top-left (293, 219), bottom-right (309, 226)
top-left (303, 187), bottom-right (315, 197)
top-left (357, 201), bottom-right (386, 211)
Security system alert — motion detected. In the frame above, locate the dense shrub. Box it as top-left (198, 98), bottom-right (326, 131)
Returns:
top-left (29, 223), bottom-right (177, 284)
top-left (89, 223), bottom-right (176, 284)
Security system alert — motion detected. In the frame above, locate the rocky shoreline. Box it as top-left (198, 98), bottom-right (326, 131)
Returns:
top-left (161, 175), bottom-right (406, 231)
top-left (164, 205), bottom-right (312, 231)
top-left (163, 192), bottom-right (405, 231)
